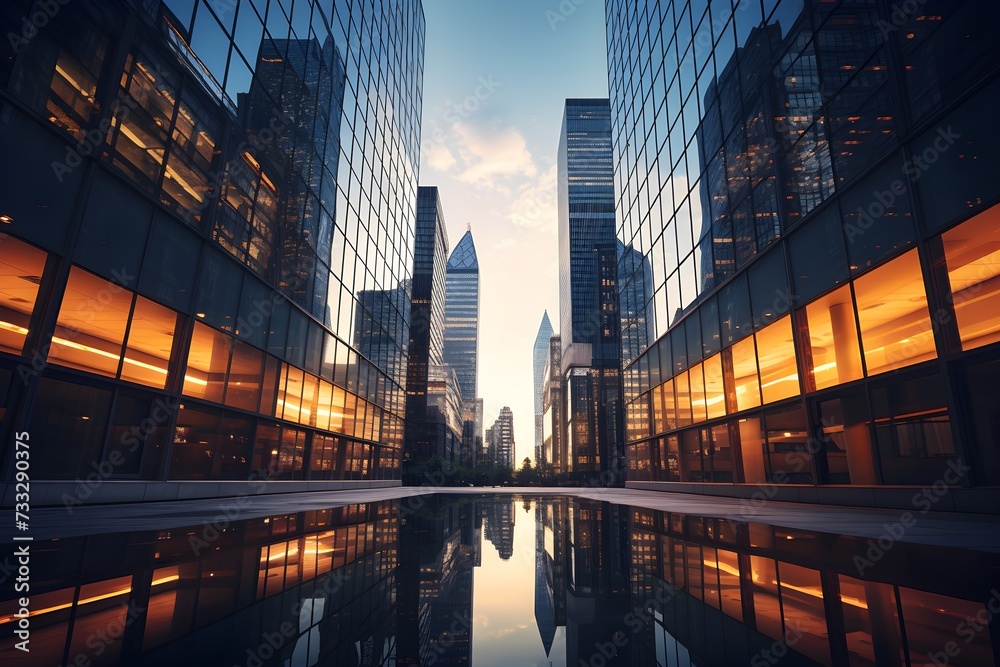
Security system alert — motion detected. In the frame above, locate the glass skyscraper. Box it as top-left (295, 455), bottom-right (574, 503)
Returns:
top-left (443, 229), bottom-right (480, 401)
top-left (558, 98), bottom-right (625, 483)
top-left (606, 0), bottom-right (1000, 507)
top-left (404, 187), bottom-right (462, 479)
top-left (532, 310), bottom-right (554, 464)
top-left (0, 0), bottom-right (425, 503)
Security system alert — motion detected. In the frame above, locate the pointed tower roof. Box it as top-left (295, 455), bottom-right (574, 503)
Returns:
top-left (534, 311), bottom-right (554, 346)
top-left (447, 229), bottom-right (478, 271)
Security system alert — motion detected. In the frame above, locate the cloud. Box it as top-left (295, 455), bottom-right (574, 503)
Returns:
top-left (452, 121), bottom-right (537, 189)
top-left (508, 164), bottom-right (559, 230)
top-left (425, 142), bottom-right (457, 171)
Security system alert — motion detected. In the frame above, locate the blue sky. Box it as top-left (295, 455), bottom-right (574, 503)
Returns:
top-left (420, 0), bottom-right (609, 463)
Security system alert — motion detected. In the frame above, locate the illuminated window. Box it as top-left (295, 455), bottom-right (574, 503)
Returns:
top-left (689, 363), bottom-right (707, 422)
top-left (942, 204), bottom-right (1000, 350)
top-left (224, 341), bottom-right (263, 411)
top-left (803, 285), bottom-right (863, 391)
top-left (0, 235), bottom-right (47, 355)
top-left (183, 323), bottom-right (230, 402)
top-left (661, 378), bottom-right (677, 432)
top-left (731, 336), bottom-right (761, 411)
top-left (755, 316), bottom-right (799, 404)
top-left (120, 296), bottom-right (176, 389)
top-left (49, 268), bottom-right (131, 377)
top-left (703, 353), bottom-right (726, 420)
top-left (854, 250), bottom-right (936, 375)
top-left (675, 371), bottom-right (692, 427)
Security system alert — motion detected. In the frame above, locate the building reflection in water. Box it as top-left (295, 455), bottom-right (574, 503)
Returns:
top-left (1, 497), bottom-right (997, 666)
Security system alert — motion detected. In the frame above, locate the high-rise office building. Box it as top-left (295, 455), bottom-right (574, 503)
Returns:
top-left (532, 311), bottom-right (554, 463)
top-left (542, 334), bottom-right (565, 474)
top-left (497, 406), bottom-right (515, 470)
top-left (606, 0), bottom-right (1000, 508)
top-left (558, 98), bottom-right (625, 484)
top-left (404, 187), bottom-right (460, 480)
top-left (0, 0), bottom-right (425, 504)
top-left (443, 228), bottom-right (481, 467)
top-left (444, 229), bottom-right (480, 400)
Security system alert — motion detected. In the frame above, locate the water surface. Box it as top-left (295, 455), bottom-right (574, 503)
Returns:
top-left (1, 494), bottom-right (997, 666)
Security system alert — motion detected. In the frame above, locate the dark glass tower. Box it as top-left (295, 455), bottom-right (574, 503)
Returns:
top-left (558, 98), bottom-right (625, 484)
top-left (404, 187), bottom-right (461, 481)
top-left (0, 0), bottom-right (425, 503)
top-left (606, 0), bottom-right (1000, 508)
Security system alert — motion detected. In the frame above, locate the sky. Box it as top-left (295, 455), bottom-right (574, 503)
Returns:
top-left (419, 0), bottom-right (610, 465)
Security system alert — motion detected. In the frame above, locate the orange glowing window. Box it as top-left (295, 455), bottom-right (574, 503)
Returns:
top-left (731, 336), bottom-right (761, 411)
top-left (804, 285), bottom-right (863, 391)
top-left (0, 235), bottom-right (47, 356)
top-left (755, 316), bottom-right (800, 404)
top-left (942, 204), bottom-right (1000, 351)
top-left (49, 268), bottom-right (132, 377)
top-left (854, 250), bottom-right (936, 375)
top-left (183, 323), bottom-right (231, 402)
top-left (120, 296), bottom-right (176, 389)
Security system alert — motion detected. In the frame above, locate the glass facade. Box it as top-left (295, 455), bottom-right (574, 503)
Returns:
top-left (403, 187), bottom-right (462, 477)
top-left (443, 229), bottom-right (479, 401)
top-left (533, 311), bottom-right (554, 463)
top-left (0, 0), bottom-right (425, 494)
top-left (607, 0), bottom-right (1000, 489)
top-left (558, 98), bottom-right (626, 483)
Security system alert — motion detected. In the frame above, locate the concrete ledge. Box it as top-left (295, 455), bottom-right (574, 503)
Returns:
top-left (0, 479), bottom-right (402, 508)
top-left (625, 481), bottom-right (1000, 515)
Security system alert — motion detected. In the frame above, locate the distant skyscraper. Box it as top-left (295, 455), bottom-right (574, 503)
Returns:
top-left (557, 98), bottom-right (625, 484)
top-left (444, 229), bottom-right (480, 400)
top-left (542, 334), bottom-right (565, 474)
top-left (497, 406), bottom-right (515, 470)
top-left (404, 187), bottom-right (460, 480)
top-left (532, 311), bottom-right (554, 463)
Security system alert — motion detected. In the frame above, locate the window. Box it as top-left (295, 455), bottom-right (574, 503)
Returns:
top-left (755, 316), bottom-right (799, 404)
top-left (183, 323), bottom-right (231, 402)
top-left (899, 587), bottom-right (994, 667)
top-left (731, 335), bottom-right (761, 411)
top-left (224, 341), bottom-right (263, 411)
top-left (872, 374), bottom-right (955, 485)
top-left (789, 209), bottom-right (849, 304)
top-left (764, 407), bottom-right (813, 484)
top-left (49, 267), bottom-right (132, 377)
top-left (840, 157), bottom-right (916, 275)
top-left (169, 404), bottom-right (220, 479)
top-left (120, 297), bottom-right (176, 389)
top-left (0, 235), bottom-right (47, 355)
top-left (854, 250), bottom-right (936, 375)
top-left (689, 363), bottom-right (707, 422)
top-left (803, 285), bottom-right (863, 391)
top-left (29, 378), bottom-right (111, 479)
top-left (942, 204), bottom-right (1000, 351)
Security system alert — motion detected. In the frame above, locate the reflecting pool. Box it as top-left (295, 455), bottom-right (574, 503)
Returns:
top-left (2, 495), bottom-right (998, 666)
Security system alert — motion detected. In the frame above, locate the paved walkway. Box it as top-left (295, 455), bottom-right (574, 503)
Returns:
top-left (6, 486), bottom-right (1000, 552)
